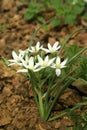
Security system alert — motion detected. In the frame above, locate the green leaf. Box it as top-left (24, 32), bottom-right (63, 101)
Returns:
top-left (50, 18), bottom-right (60, 27)
top-left (64, 13), bottom-right (76, 25)
top-left (72, 4), bottom-right (84, 15)
top-left (2, 56), bottom-right (10, 66)
top-left (24, 11), bottom-right (34, 20)
top-left (24, 1), bottom-right (42, 20)
top-left (84, 13), bottom-right (87, 21)
top-left (80, 55), bottom-right (87, 80)
top-left (50, 0), bottom-right (63, 9)
top-left (0, 24), bottom-right (7, 32)
top-left (37, 16), bottom-right (45, 23)
top-left (64, 44), bottom-right (81, 59)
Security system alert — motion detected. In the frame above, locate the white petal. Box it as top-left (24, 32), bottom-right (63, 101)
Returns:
top-left (34, 63), bottom-right (39, 68)
top-left (40, 45), bottom-right (43, 49)
top-left (48, 58), bottom-right (55, 66)
top-left (38, 55), bottom-right (43, 64)
top-left (56, 57), bottom-right (60, 65)
top-left (29, 57), bottom-right (34, 67)
top-left (53, 41), bottom-right (59, 49)
top-left (48, 43), bottom-right (52, 50)
top-left (34, 67), bottom-right (42, 72)
top-left (61, 58), bottom-right (68, 68)
top-left (25, 54), bottom-right (29, 61)
top-left (51, 63), bottom-right (56, 68)
top-left (8, 63), bottom-right (16, 66)
top-left (12, 51), bottom-right (18, 60)
top-left (56, 45), bottom-right (61, 50)
top-left (36, 42), bottom-right (40, 50)
top-left (8, 59), bottom-right (16, 62)
top-left (31, 47), bottom-right (35, 51)
top-left (84, 0), bottom-right (87, 2)
top-left (45, 55), bottom-right (49, 63)
top-left (56, 69), bottom-right (61, 76)
top-left (17, 69), bottom-right (28, 73)
top-left (41, 48), bottom-right (49, 53)
top-left (22, 61), bottom-right (28, 68)
top-left (19, 49), bottom-right (25, 57)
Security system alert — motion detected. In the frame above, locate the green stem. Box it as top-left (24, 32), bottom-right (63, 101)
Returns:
top-left (59, 27), bottom-right (87, 54)
top-left (48, 101), bottom-right (87, 121)
top-left (48, 111), bottom-right (67, 121)
top-left (68, 47), bottom-right (87, 64)
top-left (70, 102), bottom-right (87, 112)
top-left (38, 89), bottom-right (44, 119)
top-left (29, 17), bottom-right (55, 46)
top-left (49, 68), bottom-right (77, 104)
top-left (44, 75), bottom-right (56, 111)
top-left (32, 84), bottom-right (39, 106)
top-left (28, 70), bottom-right (39, 106)
top-left (46, 74), bottom-right (80, 120)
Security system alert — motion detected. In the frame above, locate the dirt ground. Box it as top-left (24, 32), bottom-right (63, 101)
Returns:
top-left (0, 0), bottom-right (87, 130)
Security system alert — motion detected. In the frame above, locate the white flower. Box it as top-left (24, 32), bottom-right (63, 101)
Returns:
top-left (72, 0), bottom-right (78, 5)
top-left (37, 55), bottom-right (55, 68)
top-left (17, 57), bottom-right (40, 73)
top-left (19, 49), bottom-right (28, 57)
top-left (21, 54), bottom-right (29, 68)
top-left (51, 57), bottom-right (68, 76)
top-left (84, 0), bottom-right (87, 2)
top-left (28, 42), bottom-right (43, 53)
top-left (42, 41), bottom-right (61, 53)
top-left (8, 51), bottom-right (23, 66)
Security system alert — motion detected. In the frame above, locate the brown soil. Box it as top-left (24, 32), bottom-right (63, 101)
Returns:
top-left (0, 0), bottom-right (87, 130)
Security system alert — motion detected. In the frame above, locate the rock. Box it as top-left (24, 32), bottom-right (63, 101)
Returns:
top-left (55, 121), bottom-right (61, 129)
top-left (0, 109), bottom-right (11, 126)
top-left (2, 0), bottom-right (14, 11)
top-left (0, 39), bottom-right (5, 49)
top-left (3, 86), bottom-right (12, 97)
top-left (75, 33), bottom-right (87, 47)
top-left (0, 61), bottom-right (14, 79)
top-left (72, 78), bottom-right (87, 95)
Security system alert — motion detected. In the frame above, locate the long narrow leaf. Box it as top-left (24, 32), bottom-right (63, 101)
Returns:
top-left (68, 47), bottom-right (87, 64)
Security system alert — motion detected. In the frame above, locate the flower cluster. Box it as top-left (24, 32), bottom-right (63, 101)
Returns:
top-left (8, 41), bottom-right (68, 76)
